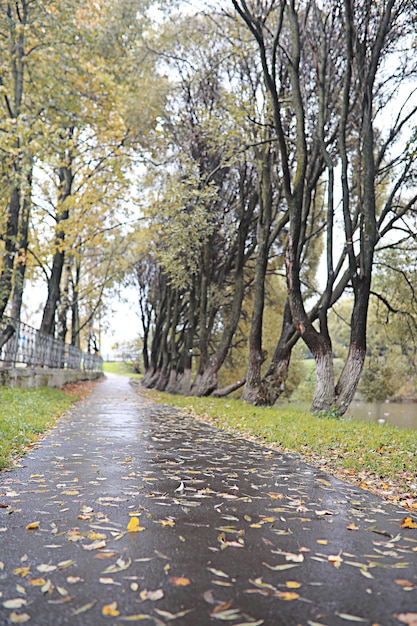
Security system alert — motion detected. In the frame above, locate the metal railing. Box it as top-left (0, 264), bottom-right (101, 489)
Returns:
top-left (0, 316), bottom-right (103, 372)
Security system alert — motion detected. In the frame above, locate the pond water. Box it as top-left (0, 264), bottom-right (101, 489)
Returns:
top-left (347, 401), bottom-right (417, 430)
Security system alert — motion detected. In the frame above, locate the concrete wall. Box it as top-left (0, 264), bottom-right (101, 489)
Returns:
top-left (0, 367), bottom-right (103, 389)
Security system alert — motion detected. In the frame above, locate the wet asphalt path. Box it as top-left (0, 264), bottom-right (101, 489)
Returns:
top-left (1, 374), bottom-right (417, 626)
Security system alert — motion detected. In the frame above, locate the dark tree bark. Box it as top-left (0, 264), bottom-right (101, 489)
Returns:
top-left (242, 144), bottom-right (274, 403)
top-left (192, 188), bottom-right (257, 397)
top-left (40, 155), bottom-right (74, 336)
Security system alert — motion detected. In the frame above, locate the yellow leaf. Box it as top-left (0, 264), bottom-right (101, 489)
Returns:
top-left (157, 519), bottom-right (175, 527)
top-left (88, 532), bottom-right (106, 540)
top-left (102, 602), bottom-right (120, 617)
top-left (286, 581), bottom-right (302, 589)
top-left (274, 591), bottom-right (300, 601)
top-left (401, 517), bottom-right (417, 529)
top-left (26, 521), bottom-right (40, 530)
top-left (346, 523), bottom-right (359, 531)
top-left (317, 539), bottom-right (328, 545)
top-left (13, 567), bottom-right (31, 578)
top-left (127, 517), bottom-right (145, 532)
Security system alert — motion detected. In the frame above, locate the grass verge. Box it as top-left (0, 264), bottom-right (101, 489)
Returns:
top-left (141, 388), bottom-right (417, 509)
top-left (103, 361), bottom-right (141, 379)
top-left (0, 386), bottom-right (79, 470)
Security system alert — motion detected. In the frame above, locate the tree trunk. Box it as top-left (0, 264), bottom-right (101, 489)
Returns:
top-left (256, 300), bottom-right (294, 405)
top-left (242, 145), bottom-right (272, 402)
top-left (0, 187), bottom-right (21, 320)
top-left (193, 191), bottom-right (254, 397)
top-left (10, 163), bottom-right (32, 321)
top-left (40, 162), bottom-right (73, 336)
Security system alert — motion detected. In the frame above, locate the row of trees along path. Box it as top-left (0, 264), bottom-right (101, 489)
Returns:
top-left (138, 1), bottom-right (417, 416)
top-left (0, 1), bottom-right (416, 416)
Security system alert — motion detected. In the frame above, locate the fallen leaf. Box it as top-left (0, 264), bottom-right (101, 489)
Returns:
top-left (401, 517), bottom-right (417, 529)
top-left (99, 577), bottom-right (122, 586)
top-left (208, 568), bottom-right (229, 578)
top-left (13, 567), bottom-right (31, 578)
top-left (3, 599), bottom-right (28, 609)
top-left (274, 591), bottom-right (300, 601)
top-left (102, 557), bottom-right (131, 574)
top-left (210, 608), bottom-right (240, 620)
top-left (263, 563), bottom-right (300, 571)
top-left (396, 613), bottom-right (417, 626)
top-left (82, 540), bottom-right (106, 551)
top-left (139, 589), bottom-right (164, 601)
top-left (156, 519), bottom-right (175, 527)
top-left (28, 578), bottom-right (46, 586)
top-left (102, 602), bottom-right (120, 617)
top-left (87, 532), bottom-right (106, 540)
top-left (9, 612), bottom-right (31, 624)
top-left (26, 521), bottom-right (40, 530)
top-left (328, 553), bottom-right (343, 568)
top-left (335, 613), bottom-right (368, 622)
top-left (37, 564), bottom-right (57, 573)
top-left (72, 600), bottom-right (97, 615)
top-left (233, 622), bottom-right (264, 626)
top-left (154, 608), bottom-right (194, 619)
top-left (57, 586), bottom-right (68, 596)
top-left (346, 523), bottom-right (359, 531)
top-left (286, 581), bottom-right (302, 589)
top-left (118, 615), bottom-right (154, 622)
top-left (41, 580), bottom-right (53, 594)
top-left (127, 517), bottom-right (145, 533)
top-left (94, 552), bottom-right (117, 560)
top-left (168, 576), bottom-right (191, 587)
top-left (395, 579), bottom-right (415, 589)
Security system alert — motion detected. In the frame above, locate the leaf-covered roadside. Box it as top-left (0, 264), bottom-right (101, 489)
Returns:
top-left (0, 386), bottom-right (83, 470)
top-left (143, 389), bottom-right (417, 510)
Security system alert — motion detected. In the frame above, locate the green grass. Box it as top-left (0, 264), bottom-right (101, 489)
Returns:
top-left (0, 387), bottom-right (76, 470)
top-left (145, 391), bottom-right (417, 501)
top-left (103, 361), bottom-right (141, 379)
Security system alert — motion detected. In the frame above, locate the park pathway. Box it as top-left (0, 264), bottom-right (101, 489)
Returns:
top-left (0, 374), bottom-right (417, 626)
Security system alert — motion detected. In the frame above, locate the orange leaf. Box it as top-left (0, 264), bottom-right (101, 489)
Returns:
top-left (26, 521), bottom-right (40, 530)
top-left (346, 523), bottom-right (359, 531)
top-left (169, 577), bottom-right (191, 587)
top-left (401, 517), bottom-right (417, 529)
top-left (274, 591), bottom-right (300, 601)
top-left (395, 579), bottom-right (415, 588)
top-left (28, 578), bottom-right (47, 586)
top-left (267, 492), bottom-right (284, 500)
top-left (102, 602), bottom-right (120, 617)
